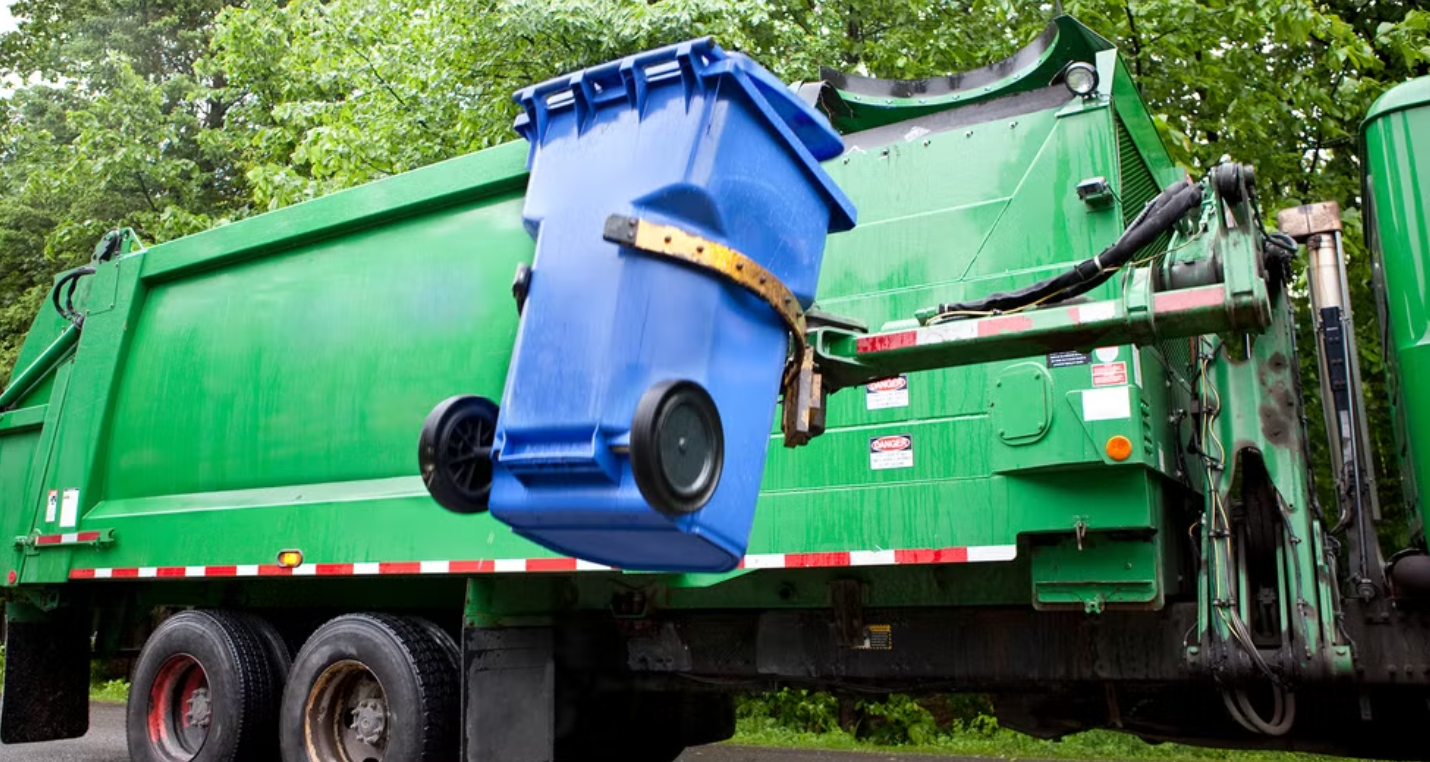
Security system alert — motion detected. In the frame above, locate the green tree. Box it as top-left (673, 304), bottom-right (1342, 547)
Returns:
top-left (0, 0), bottom-right (243, 371)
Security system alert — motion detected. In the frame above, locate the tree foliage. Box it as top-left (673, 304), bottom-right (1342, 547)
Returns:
top-left (0, 0), bottom-right (1426, 537)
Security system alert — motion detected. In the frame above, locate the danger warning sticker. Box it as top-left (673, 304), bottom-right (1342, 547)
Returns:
top-left (869, 434), bottom-right (914, 470)
top-left (1091, 362), bottom-right (1127, 387)
top-left (865, 375), bottom-right (909, 410)
top-left (45, 490), bottom-right (57, 523)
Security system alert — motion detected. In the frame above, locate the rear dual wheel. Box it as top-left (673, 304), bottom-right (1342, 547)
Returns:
top-left (128, 610), bottom-right (459, 762)
top-left (280, 614), bottom-right (459, 762)
top-left (127, 611), bottom-right (289, 762)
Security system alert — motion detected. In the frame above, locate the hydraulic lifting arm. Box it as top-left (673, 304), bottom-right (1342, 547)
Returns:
top-left (612, 164), bottom-right (1283, 448)
top-left (785, 163), bottom-right (1282, 446)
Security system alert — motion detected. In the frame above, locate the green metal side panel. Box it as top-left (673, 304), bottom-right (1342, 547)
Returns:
top-left (1364, 76), bottom-right (1430, 536)
top-left (14, 142), bottom-right (548, 583)
top-left (751, 64), bottom-right (1183, 598)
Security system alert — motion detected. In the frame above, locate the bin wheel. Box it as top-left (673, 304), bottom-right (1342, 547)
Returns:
top-left (630, 381), bottom-right (723, 516)
top-left (419, 395), bottom-right (499, 514)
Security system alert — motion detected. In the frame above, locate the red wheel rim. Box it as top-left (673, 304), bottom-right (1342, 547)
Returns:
top-left (146, 654), bottom-right (211, 761)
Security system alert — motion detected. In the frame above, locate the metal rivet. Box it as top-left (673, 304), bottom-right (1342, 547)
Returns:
top-left (965, 130), bottom-right (973, 138)
top-left (1010, 121), bottom-right (1018, 129)
top-left (922, 139), bottom-right (931, 147)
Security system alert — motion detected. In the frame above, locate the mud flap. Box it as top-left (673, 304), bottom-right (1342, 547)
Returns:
top-left (463, 626), bottom-right (553, 762)
top-left (1, 601), bottom-right (91, 744)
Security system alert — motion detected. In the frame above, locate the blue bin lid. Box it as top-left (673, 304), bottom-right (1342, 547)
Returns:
top-left (513, 38), bottom-right (856, 232)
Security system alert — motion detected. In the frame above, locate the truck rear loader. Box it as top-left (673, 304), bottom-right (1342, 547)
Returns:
top-left (1, 16), bottom-right (1429, 762)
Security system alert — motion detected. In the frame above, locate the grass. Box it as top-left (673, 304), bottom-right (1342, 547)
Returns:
top-left (89, 679), bottom-right (130, 703)
top-left (731, 718), bottom-right (1363, 762)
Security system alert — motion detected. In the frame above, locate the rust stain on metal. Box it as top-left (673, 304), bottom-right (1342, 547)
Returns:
top-left (1258, 381), bottom-right (1298, 447)
top-left (1276, 201), bottom-right (1342, 242)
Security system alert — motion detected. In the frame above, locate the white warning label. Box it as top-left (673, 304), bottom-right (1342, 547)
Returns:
top-left (1082, 387), bottom-right (1132, 422)
top-left (869, 434), bottom-right (914, 470)
top-left (865, 376), bottom-right (910, 410)
top-left (45, 490), bottom-right (57, 523)
top-left (60, 488), bottom-right (79, 528)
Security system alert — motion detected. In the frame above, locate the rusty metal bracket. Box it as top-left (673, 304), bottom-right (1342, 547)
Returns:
top-left (602, 215), bottom-right (826, 447)
top-left (1276, 201), bottom-right (1342, 243)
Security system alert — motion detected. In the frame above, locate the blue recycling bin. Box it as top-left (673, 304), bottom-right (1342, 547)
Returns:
top-left (488, 38), bottom-right (856, 572)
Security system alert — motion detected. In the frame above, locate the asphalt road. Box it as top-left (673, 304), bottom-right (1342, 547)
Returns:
top-left (0, 703), bottom-right (966, 762)
top-left (0, 704), bottom-right (126, 762)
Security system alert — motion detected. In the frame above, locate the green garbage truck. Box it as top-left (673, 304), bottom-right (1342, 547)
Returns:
top-left (2, 15), bottom-right (1430, 762)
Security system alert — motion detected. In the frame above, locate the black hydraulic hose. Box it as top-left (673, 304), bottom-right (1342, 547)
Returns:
top-left (51, 267), bottom-right (95, 326)
top-left (930, 180), bottom-right (1203, 319)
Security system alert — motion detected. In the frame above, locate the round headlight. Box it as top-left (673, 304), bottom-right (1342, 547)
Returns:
top-left (1064, 62), bottom-right (1099, 97)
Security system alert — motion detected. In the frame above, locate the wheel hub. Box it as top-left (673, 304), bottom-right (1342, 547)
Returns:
top-left (185, 687), bottom-right (212, 729)
top-left (350, 697), bottom-right (388, 746)
top-left (307, 660), bottom-right (390, 762)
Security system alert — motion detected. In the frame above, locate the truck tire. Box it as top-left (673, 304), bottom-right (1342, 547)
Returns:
top-left (126, 609), bottom-right (283, 762)
top-left (279, 613), bottom-right (457, 762)
top-left (410, 616), bottom-right (460, 674)
top-left (234, 611), bottom-right (294, 681)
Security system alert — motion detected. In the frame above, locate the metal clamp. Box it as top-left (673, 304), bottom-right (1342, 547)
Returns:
top-left (602, 215), bottom-right (826, 447)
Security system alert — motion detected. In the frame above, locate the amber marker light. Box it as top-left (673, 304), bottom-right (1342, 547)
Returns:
top-left (1106, 435), bottom-right (1133, 462)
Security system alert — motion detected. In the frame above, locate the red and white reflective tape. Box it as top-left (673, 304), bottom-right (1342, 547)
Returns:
top-left (738, 545), bottom-right (1016, 569)
top-left (35, 531), bottom-right (101, 546)
top-left (854, 287), bottom-right (1228, 357)
top-left (856, 315), bottom-right (1038, 354)
top-left (67, 545), bottom-right (1017, 581)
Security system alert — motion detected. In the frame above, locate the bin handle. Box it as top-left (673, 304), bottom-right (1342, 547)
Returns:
top-left (515, 38), bottom-right (722, 140)
top-left (601, 215), bottom-right (827, 447)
